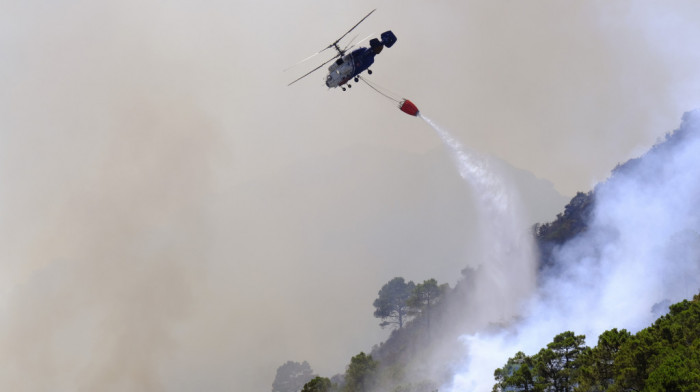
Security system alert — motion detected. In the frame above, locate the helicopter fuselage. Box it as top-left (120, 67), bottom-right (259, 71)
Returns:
top-left (286, 8), bottom-right (397, 90)
top-left (325, 47), bottom-right (376, 88)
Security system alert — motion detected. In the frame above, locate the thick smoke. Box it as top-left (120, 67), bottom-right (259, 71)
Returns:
top-left (0, 4), bottom-right (223, 390)
top-left (445, 110), bottom-right (700, 391)
top-left (4, 2), bottom-right (700, 391)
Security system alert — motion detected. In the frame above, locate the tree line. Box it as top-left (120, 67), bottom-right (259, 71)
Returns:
top-left (493, 293), bottom-right (700, 392)
top-left (372, 277), bottom-right (449, 332)
top-left (274, 283), bottom-right (699, 392)
top-left (272, 276), bottom-right (447, 392)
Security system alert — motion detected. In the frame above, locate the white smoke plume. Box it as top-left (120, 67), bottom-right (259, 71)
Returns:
top-left (444, 109), bottom-right (700, 391)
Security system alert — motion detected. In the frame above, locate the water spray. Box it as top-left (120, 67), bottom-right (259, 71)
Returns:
top-left (418, 113), bottom-right (540, 392)
top-left (359, 77), bottom-right (535, 318)
top-left (359, 76), bottom-right (544, 390)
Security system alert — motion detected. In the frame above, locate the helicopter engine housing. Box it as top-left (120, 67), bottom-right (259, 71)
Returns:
top-left (381, 30), bottom-right (397, 48)
top-left (370, 38), bottom-right (384, 54)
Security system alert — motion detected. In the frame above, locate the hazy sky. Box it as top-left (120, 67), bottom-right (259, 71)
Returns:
top-left (1, 1), bottom-right (700, 391)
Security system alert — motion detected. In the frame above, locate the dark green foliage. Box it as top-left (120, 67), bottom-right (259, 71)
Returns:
top-left (534, 192), bottom-right (594, 270)
top-left (495, 332), bottom-right (586, 392)
top-left (407, 279), bottom-right (448, 333)
top-left (611, 295), bottom-right (700, 391)
top-left (272, 361), bottom-right (315, 392)
top-left (644, 351), bottom-right (700, 392)
top-left (576, 328), bottom-right (630, 391)
top-left (373, 277), bottom-right (416, 329)
top-left (545, 331), bottom-right (587, 391)
top-left (361, 277), bottom-right (454, 392)
top-left (343, 352), bottom-right (378, 392)
top-left (301, 376), bottom-right (333, 392)
top-left (493, 294), bottom-right (700, 392)
top-left (535, 192), bottom-right (594, 244)
top-left (493, 351), bottom-right (535, 392)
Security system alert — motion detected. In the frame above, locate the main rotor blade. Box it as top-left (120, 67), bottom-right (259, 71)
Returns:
top-left (287, 54), bottom-right (339, 86)
top-left (343, 32), bottom-right (374, 52)
top-left (287, 9), bottom-right (376, 85)
top-left (343, 35), bottom-right (359, 51)
top-left (325, 9), bottom-right (376, 52)
top-left (284, 49), bottom-right (325, 72)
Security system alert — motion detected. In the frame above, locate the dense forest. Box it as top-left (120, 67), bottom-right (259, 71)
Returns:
top-left (271, 117), bottom-right (700, 392)
top-left (493, 294), bottom-right (700, 392)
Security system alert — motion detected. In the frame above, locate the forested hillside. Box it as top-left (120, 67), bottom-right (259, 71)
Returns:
top-left (493, 293), bottom-right (700, 392)
top-left (273, 112), bottom-right (700, 392)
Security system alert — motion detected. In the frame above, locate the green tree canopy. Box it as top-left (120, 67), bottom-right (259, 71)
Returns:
top-left (493, 293), bottom-right (700, 392)
top-left (301, 376), bottom-right (332, 392)
top-left (577, 328), bottom-right (630, 391)
top-left (373, 277), bottom-right (415, 329)
top-left (343, 352), bottom-right (378, 392)
top-left (539, 331), bottom-right (586, 392)
top-left (493, 351), bottom-right (535, 392)
top-left (407, 279), bottom-right (448, 333)
top-left (612, 295), bottom-right (700, 391)
top-left (493, 331), bottom-right (587, 392)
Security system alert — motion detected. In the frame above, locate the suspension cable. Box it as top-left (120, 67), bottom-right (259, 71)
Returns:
top-left (359, 76), bottom-right (401, 104)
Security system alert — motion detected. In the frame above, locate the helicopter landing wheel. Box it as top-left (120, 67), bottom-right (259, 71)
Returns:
top-left (354, 77), bottom-right (359, 83)
top-left (342, 87), bottom-right (346, 91)
top-left (367, 69), bottom-right (373, 75)
top-left (347, 84), bottom-right (352, 88)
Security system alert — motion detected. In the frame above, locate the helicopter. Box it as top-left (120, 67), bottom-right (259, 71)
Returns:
top-left (287, 9), bottom-right (397, 91)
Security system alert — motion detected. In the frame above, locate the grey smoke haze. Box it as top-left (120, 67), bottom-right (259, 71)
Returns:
top-left (446, 110), bottom-right (700, 391)
top-left (2, 1), bottom-right (700, 391)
